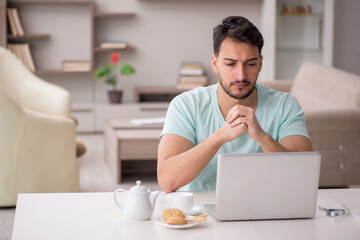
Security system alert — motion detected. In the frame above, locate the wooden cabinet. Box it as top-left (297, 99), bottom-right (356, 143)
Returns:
top-left (135, 85), bottom-right (185, 102)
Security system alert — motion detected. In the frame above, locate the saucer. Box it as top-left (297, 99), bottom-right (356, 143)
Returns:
top-left (155, 215), bottom-right (198, 229)
top-left (185, 205), bottom-right (202, 215)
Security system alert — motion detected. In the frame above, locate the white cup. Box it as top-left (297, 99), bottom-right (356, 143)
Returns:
top-left (162, 192), bottom-right (194, 214)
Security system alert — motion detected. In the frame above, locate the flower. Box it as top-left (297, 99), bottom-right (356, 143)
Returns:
top-left (94, 52), bottom-right (135, 91)
top-left (111, 53), bottom-right (120, 65)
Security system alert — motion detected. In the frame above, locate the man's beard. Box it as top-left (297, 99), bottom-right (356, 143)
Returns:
top-left (218, 72), bottom-right (258, 100)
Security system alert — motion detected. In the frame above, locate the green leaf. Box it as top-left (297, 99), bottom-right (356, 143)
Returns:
top-left (120, 64), bottom-right (135, 75)
top-left (94, 63), bottom-right (115, 78)
top-left (94, 69), bottom-right (106, 77)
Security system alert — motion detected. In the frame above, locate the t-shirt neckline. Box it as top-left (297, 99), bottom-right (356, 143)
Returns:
top-left (213, 83), bottom-right (261, 123)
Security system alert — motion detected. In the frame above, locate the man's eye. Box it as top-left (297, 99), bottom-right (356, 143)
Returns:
top-left (225, 63), bottom-right (235, 66)
top-left (247, 63), bottom-right (256, 66)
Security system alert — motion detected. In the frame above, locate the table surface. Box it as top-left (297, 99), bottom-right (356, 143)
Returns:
top-left (114, 129), bottom-right (162, 139)
top-left (12, 189), bottom-right (360, 240)
top-left (107, 119), bottom-right (164, 129)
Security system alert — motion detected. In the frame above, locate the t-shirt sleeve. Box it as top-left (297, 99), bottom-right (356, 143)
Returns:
top-left (278, 93), bottom-right (310, 141)
top-left (160, 93), bottom-right (197, 145)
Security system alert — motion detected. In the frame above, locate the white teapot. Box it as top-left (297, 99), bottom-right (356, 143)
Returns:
top-left (113, 180), bottom-right (160, 220)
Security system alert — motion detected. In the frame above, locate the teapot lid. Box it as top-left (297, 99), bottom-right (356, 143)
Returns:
top-left (130, 180), bottom-right (148, 192)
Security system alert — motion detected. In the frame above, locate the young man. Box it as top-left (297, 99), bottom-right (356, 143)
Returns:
top-left (157, 16), bottom-right (313, 193)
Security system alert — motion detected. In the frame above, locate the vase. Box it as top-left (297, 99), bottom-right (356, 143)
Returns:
top-left (108, 90), bottom-right (123, 104)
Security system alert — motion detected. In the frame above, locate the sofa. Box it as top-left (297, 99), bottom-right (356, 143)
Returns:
top-left (261, 62), bottom-right (360, 188)
top-left (0, 47), bottom-right (80, 206)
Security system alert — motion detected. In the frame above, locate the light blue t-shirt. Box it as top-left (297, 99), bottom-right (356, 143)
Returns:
top-left (161, 83), bottom-right (309, 191)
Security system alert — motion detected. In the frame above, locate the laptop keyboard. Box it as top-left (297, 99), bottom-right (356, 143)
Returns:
top-left (203, 204), bottom-right (216, 217)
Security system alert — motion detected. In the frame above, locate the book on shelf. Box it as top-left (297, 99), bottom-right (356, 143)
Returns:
top-left (7, 8), bottom-right (18, 36)
top-left (100, 41), bottom-right (128, 49)
top-left (177, 62), bottom-right (207, 90)
top-left (18, 44), bottom-right (29, 69)
top-left (7, 43), bottom-right (36, 71)
top-left (181, 62), bottom-right (203, 69)
top-left (7, 8), bottom-right (25, 36)
top-left (178, 75), bottom-right (207, 83)
top-left (12, 8), bottom-right (25, 36)
top-left (7, 44), bottom-right (16, 58)
top-left (62, 61), bottom-right (91, 72)
top-left (23, 44), bottom-right (36, 71)
top-left (179, 62), bottom-right (204, 76)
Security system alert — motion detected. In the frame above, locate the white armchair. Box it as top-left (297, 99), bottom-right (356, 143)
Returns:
top-left (0, 47), bottom-right (79, 206)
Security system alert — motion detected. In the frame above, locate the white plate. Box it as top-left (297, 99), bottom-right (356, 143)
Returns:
top-left (185, 205), bottom-right (202, 215)
top-left (155, 215), bottom-right (199, 229)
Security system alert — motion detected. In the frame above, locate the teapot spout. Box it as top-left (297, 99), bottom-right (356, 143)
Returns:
top-left (150, 191), bottom-right (161, 209)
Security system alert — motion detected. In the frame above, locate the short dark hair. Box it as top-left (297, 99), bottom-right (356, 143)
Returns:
top-left (213, 16), bottom-right (264, 57)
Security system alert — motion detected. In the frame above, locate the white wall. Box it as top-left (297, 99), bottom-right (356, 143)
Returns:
top-left (333, 0), bottom-right (360, 76)
top-left (16, 0), bottom-right (264, 103)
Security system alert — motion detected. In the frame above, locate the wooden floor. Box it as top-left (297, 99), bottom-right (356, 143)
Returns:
top-left (0, 133), bottom-right (161, 240)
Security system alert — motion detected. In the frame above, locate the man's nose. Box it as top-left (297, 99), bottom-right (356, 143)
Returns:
top-left (234, 65), bottom-right (246, 80)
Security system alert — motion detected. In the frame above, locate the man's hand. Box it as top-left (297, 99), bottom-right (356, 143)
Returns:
top-left (218, 121), bottom-right (247, 143)
top-left (225, 105), bottom-right (266, 142)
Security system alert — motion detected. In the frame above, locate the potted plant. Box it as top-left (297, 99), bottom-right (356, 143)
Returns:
top-left (94, 53), bottom-right (135, 104)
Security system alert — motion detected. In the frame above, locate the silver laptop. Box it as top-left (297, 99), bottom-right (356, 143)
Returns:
top-left (204, 152), bottom-right (321, 221)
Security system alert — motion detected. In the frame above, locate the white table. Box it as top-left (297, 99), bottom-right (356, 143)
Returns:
top-left (11, 189), bottom-right (360, 240)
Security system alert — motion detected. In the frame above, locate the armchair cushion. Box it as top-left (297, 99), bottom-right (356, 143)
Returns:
top-left (291, 62), bottom-right (360, 111)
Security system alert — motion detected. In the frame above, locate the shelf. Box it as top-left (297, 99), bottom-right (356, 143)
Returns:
top-left (94, 46), bottom-right (134, 53)
top-left (94, 12), bottom-right (135, 18)
top-left (8, 0), bottom-right (93, 4)
top-left (35, 70), bottom-right (92, 75)
top-left (7, 34), bottom-right (50, 41)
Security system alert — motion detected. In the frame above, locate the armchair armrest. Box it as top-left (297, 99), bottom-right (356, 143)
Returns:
top-left (259, 80), bottom-right (293, 93)
top-left (15, 108), bottom-right (79, 188)
top-left (20, 74), bottom-right (72, 117)
top-left (304, 109), bottom-right (360, 187)
top-left (68, 115), bottom-right (79, 126)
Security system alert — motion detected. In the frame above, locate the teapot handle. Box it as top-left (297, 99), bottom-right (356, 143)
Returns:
top-left (113, 188), bottom-right (125, 210)
top-left (157, 192), bottom-right (168, 211)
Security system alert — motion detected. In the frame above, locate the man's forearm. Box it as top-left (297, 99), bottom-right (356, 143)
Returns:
top-left (257, 133), bottom-right (313, 152)
top-left (158, 131), bottom-right (226, 192)
top-left (257, 134), bottom-right (290, 152)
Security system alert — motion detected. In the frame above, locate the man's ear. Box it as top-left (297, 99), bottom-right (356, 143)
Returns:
top-left (211, 55), bottom-right (218, 74)
top-left (259, 55), bottom-right (263, 72)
